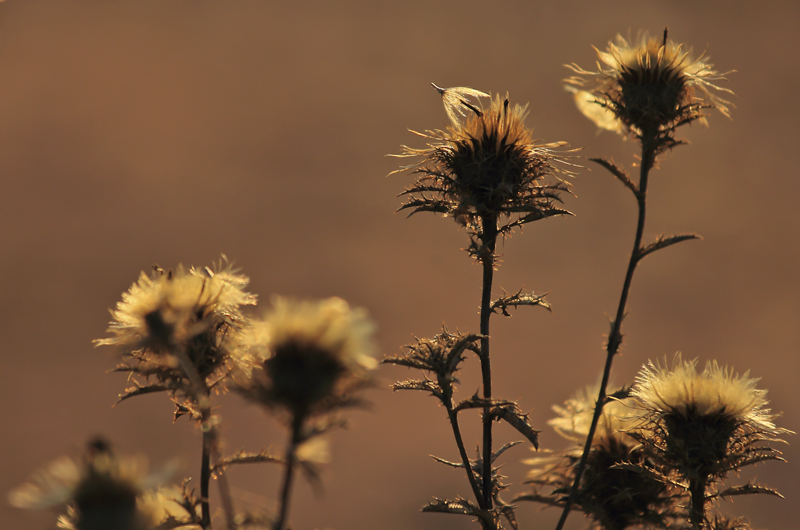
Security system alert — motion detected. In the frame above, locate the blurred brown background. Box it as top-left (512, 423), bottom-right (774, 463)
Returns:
top-left (2, 1), bottom-right (798, 529)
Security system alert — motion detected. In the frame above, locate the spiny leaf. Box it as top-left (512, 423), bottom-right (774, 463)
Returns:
top-left (491, 289), bottom-right (551, 316)
top-left (590, 157), bottom-right (637, 194)
top-left (637, 233), bottom-right (701, 261)
top-left (490, 405), bottom-right (540, 449)
top-left (716, 482), bottom-right (784, 499)
top-left (212, 449), bottom-right (285, 477)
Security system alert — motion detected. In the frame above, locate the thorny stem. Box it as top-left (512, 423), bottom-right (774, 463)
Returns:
top-left (446, 406), bottom-right (487, 510)
top-left (479, 213), bottom-right (498, 511)
top-left (275, 415), bottom-right (303, 530)
top-left (554, 135), bottom-right (657, 530)
top-left (174, 348), bottom-right (236, 530)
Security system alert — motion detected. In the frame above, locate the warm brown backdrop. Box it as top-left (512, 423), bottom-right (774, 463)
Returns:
top-left (2, 2), bottom-right (798, 529)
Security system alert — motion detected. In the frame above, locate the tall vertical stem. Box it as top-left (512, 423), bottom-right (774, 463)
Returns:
top-left (200, 432), bottom-right (212, 528)
top-left (554, 137), bottom-right (656, 530)
top-left (479, 213), bottom-right (498, 510)
top-left (275, 415), bottom-right (303, 530)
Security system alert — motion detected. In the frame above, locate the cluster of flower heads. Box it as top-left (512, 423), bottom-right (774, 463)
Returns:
top-left (94, 257), bottom-right (377, 424)
top-left (565, 30), bottom-right (733, 143)
top-left (394, 85), bottom-right (575, 254)
top-left (525, 355), bottom-right (789, 530)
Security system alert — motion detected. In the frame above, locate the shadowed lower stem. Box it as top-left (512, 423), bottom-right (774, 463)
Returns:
top-left (275, 415), bottom-right (303, 530)
top-left (479, 213), bottom-right (498, 511)
top-left (554, 137), bottom-right (656, 530)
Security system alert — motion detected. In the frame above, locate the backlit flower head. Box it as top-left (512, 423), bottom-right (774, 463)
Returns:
top-left (394, 86), bottom-right (574, 246)
top-left (631, 354), bottom-right (790, 484)
top-left (526, 384), bottom-right (677, 530)
top-left (95, 257), bottom-right (256, 402)
top-left (566, 30), bottom-right (732, 139)
top-left (549, 383), bottom-right (639, 443)
top-left (9, 438), bottom-right (184, 530)
top-left (235, 296), bottom-right (377, 419)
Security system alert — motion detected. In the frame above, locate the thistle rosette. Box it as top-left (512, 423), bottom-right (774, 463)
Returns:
top-left (565, 31), bottom-right (732, 145)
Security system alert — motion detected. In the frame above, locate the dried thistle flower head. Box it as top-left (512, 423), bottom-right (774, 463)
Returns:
top-left (394, 87), bottom-right (574, 249)
top-left (566, 30), bottom-right (732, 139)
top-left (525, 385), bottom-right (677, 530)
top-left (235, 296), bottom-right (377, 419)
top-left (9, 438), bottom-right (181, 530)
top-left (631, 354), bottom-right (790, 483)
top-left (95, 257), bottom-right (256, 403)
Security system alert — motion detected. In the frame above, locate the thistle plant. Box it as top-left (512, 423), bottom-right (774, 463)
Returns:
top-left (520, 385), bottom-right (680, 530)
top-left (386, 85), bottom-right (575, 529)
top-left (95, 258), bottom-right (255, 529)
top-left (9, 437), bottom-right (201, 530)
top-left (630, 356), bottom-right (791, 529)
top-left (231, 296), bottom-right (377, 530)
top-left (551, 29), bottom-right (734, 530)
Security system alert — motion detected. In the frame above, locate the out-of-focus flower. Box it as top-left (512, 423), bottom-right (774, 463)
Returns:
top-left (9, 438), bottom-right (189, 530)
top-left (235, 296), bottom-right (377, 419)
top-left (394, 88), bottom-right (574, 243)
top-left (524, 384), bottom-right (678, 530)
top-left (95, 257), bottom-right (256, 403)
top-left (565, 31), bottom-right (732, 138)
top-left (548, 383), bottom-right (639, 443)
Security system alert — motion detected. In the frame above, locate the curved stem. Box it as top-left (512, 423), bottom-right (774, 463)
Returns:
top-left (479, 214), bottom-right (498, 510)
top-left (554, 140), bottom-right (656, 530)
top-left (447, 408), bottom-right (488, 511)
top-left (275, 416), bottom-right (303, 530)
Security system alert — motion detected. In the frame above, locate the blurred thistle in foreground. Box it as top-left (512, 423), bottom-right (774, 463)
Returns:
top-left (235, 296), bottom-right (377, 420)
top-left (630, 355), bottom-right (791, 529)
top-left (393, 85), bottom-right (575, 258)
top-left (95, 257), bottom-right (256, 407)
top-left (521, 385), bottom-right (678, 530)
top-left (565, 30), bottom-right (732, 147)
top-left (234, 296), bottom-right (377, 530)
top-left (95, 256), bottom-right (255, 528)
top-left (9, 438), bottom-right (197, 530)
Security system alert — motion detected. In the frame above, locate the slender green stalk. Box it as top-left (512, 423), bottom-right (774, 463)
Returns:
top-left (479, 213), bottom-right (498, 510)
top-left (554, 136), bottom-right (656, 530)
top-left (275, 415), bottom-right (303, 530)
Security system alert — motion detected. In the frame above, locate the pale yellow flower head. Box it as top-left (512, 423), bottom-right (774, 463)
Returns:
top-left (236, 296), bottom-right (377, 417)
top-left (566, 32), bottom-right (732, 136)
top-left (97, 258), bottom-right (256, 354)
top-left (549, 383), bottom-right (640, 443)
top-left (631, 354), bottom-right (780, 434)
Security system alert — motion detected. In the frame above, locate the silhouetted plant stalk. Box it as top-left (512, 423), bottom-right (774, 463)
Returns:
top-left (388, 85), bottom-right (574, 528)
top-left (553, 28), bottom-right (733, 530)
